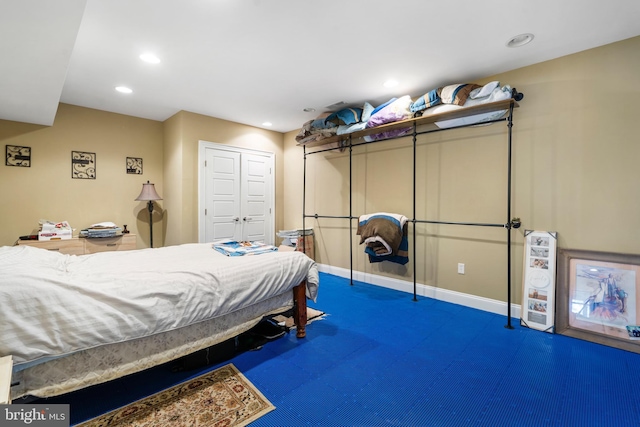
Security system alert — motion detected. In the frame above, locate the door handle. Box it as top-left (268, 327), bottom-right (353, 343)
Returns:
top-left (243, 217), bottom-right (253, 221)
top-left (233, 217), bottom-right (240, 222)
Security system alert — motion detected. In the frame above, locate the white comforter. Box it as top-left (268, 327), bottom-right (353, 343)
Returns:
top-left (0, 243), bottom-right (318, 367)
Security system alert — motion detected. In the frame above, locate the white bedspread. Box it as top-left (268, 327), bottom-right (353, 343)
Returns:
top-left (0, 243), bottom-right (318, 368)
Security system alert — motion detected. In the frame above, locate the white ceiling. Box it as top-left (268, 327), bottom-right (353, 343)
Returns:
top-left (3, 0), bottom-right (640, 133)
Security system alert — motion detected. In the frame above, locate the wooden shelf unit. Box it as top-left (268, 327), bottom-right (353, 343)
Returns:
top-left (298, 98), bottom-right (518, 149)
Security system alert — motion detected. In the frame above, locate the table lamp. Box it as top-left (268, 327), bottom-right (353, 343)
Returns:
top-left (135, 180), bottom-right (162, 248)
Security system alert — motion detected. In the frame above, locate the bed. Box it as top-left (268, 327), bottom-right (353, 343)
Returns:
top-left (0, 243), bottom-right (318, 400)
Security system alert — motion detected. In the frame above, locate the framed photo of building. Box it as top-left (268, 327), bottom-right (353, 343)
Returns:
top-left (520, 230), bottom-right (557, 332)
top-left (556, 248), bottom-right (640, 354)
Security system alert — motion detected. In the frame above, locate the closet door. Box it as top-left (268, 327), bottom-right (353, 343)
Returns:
top-left (201, 143), bottom-right (274, 244)
top-left (204, 149), bottom-right (242, 242)
top-left (241, 153), bottom-right (270, 243)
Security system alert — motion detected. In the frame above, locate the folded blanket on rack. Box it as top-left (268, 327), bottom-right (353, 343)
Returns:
top-left (295, 118), bottom-right (338, 144)
top-left (213, 240), bottom-right (278, 256)
top-left (367, 223), bottom-right (409, 265)
top-left (357, 213), bottom-right (409, 265)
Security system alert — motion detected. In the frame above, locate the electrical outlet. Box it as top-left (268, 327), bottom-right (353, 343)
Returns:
top-left (457, 263), bottom-right (465, 274)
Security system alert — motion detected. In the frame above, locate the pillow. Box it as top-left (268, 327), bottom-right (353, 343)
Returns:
top-left (369, 98), bottom-right (397, 117)
top-left (325, 107), bottom-right (363, 126)
top-left (469, 81), bottom-right (500, 99)
top-left (410, 88), bottom-right (441, 113)
top-left (438, 83), bottom-right (482, 105)
top-left (361, 102), bottom-right (374, 123)
top-left (366, 95), bottom-right (413, 128)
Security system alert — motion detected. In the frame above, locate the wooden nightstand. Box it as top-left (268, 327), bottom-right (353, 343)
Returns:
top-left (17, 238), bottom-right (85, 255)
top-left (18, 237), bottom-right (84, 255)
top-left (83, 234), bottom-right (137, 254)
top-left (17, 234), bottom-right (137, 255)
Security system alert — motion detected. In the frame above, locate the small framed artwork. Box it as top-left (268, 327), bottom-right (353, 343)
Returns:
top-left (556, 248), bottom-right (640, 354)
top-left (521, 230), bottom-right (558, 333)
top-left (6, 145), bottom-right (31, 167)
top-left (126, 157), bottom-right (143, 174)
top-left (71, 151), bottom-right (96, 179)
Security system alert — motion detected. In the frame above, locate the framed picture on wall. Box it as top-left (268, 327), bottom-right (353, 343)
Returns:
top-left (556, 248), bottom-right (640, 354)
top-left (71, 151), bottom-right (96, 179)
top-left (126, 157), bottom-right (143, 174)
top-left (520, 230), bottom-right (557, 333)
top-left (6, 145), bottom-right (31, 167)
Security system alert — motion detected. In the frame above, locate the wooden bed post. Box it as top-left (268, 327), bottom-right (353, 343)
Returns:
top-left (293, 281), bottom-right (308, 338)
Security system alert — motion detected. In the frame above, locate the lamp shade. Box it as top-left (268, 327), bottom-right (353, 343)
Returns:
top-left (135, 180), bottom-right (162, 201)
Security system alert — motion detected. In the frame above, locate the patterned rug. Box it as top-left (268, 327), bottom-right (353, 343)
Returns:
top-left (77, 364), bottom-right (274, 427)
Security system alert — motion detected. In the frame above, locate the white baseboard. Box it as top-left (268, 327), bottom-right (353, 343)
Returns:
top-left (317, 264), bottom-right (521, 319)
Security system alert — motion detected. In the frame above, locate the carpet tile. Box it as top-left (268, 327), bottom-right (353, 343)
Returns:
top-left (36, 272), bottom-right (640, 426)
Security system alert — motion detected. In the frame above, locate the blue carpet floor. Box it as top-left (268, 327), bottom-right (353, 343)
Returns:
top-left (35, 272), bottom-right (640, 426)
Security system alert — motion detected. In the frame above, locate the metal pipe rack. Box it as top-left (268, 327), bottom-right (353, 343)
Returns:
top-left (302, 94), bottom-right (522, 329)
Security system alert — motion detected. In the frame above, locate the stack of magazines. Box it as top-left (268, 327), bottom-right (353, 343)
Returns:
top-left (277, 229), bottom-right (313, 247)
top-left (80, 222), bottom-right (122, 238)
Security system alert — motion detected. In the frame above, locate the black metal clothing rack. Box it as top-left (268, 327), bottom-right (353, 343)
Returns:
top-left (301, 95), bottom-right (522, 329)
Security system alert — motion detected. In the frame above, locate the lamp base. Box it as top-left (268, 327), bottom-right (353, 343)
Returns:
top-left (147, 200), bottom-right (154, 248)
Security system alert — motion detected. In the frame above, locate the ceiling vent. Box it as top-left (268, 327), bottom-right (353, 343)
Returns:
top-left (324, 101), bottom-right (347, 111)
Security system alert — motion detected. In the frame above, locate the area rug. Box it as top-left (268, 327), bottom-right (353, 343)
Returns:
top-left (77, 364), bottom-right (274, 427)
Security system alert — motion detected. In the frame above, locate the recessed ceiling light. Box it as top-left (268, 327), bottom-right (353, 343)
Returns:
top-left (262, 122), bottom-right (272, 127)
top-left (115, 86), bottom-right (133, 94)
top-left (140, 53), bottom-right (160, 64)
top-left (383, 79), bottom-right (398, 88)
top-left (506, 33), bottom-right (534, 48)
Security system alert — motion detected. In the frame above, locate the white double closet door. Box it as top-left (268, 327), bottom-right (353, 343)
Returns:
top-left (199, 141), bottom-right (274, 244)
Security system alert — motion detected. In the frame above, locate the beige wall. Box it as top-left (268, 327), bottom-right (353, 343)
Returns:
top-left (162, 110), bottom-right (285, 246)
top-left (162, 112), bottom-right (184, 245)
top-left (0, 104), bottom-right (164, 248)
top-left (283, 36), bottom-right (640, 304)
top-left (0, 106), bottom-right (283, 249)
top-left (2, 36), bottom-right (638, 306)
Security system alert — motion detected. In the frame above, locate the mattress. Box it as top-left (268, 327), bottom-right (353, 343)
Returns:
top-left (11, 292), bottom-right (293, 399)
